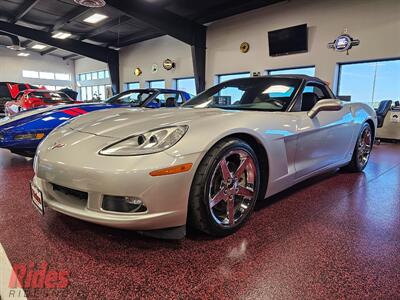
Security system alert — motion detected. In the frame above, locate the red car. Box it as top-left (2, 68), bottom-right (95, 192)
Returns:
top-left (4, 89), bottom-right (80, 117)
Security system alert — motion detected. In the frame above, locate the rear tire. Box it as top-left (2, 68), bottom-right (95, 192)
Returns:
top-left (343, 123), bottom-right (373, 172)
top-left (188, 138), bottom-right (261, 237)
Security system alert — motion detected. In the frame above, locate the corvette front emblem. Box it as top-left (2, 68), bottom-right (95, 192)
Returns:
top-left (50, 143), bottom-right (66, 150)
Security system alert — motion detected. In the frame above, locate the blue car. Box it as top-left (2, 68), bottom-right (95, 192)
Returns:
top-left (0, 88), bottom-right (191, 157)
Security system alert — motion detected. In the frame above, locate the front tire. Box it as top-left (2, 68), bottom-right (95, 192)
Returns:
top-left (344, 122), bottom-right (373, 172)
top-left (188, 138), bottom-right (261, 237)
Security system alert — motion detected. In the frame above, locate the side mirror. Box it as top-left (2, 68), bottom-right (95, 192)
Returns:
top-left (308, 99), bottom-right (343, 119)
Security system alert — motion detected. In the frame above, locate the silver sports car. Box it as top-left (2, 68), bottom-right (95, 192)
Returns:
top-left (31, 75), bottom-right (377, 238)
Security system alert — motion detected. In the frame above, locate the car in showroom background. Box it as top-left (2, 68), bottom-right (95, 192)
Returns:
top-left (0, 88), bottom-right (191, 157)
top-left (31, 75), bottom-right (377, 238)
top-left (4, 89), bottom-right (81, 117)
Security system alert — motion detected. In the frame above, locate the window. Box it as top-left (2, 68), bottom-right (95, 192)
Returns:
top-left (79, 74), bottom-right (86, 81)
top-left (40, 72), bottom-right (55, 80)
top-left (81, 87), bottom-right (87, 100)
top-left (86, 73), bottom-right (92, 81)
top-left (300, 83), bottom-right (331, 111)
top-left (87, 86), bottom-right (93, 100)
top-left (98, 85), bottom-right (106, 100)
top-left (185, 77), bottom-right (301, 112)
top-left (44, 85), bottom-right (56, 91)
top-left (148, 80), bottom-right (165, 89)
top-left (105, 70), bottom-right (110, 78)
top-left (268, 66), bottom-right (315, 76)
top-left (338, 59), bottom-right (400, 108)
top-left (98, 71), bottom-right (105, 79)
top-left (217, 73), bottom-right (251, 101)
top-left (22, 70), bottom-right (39, 78)
top-left (92, 72), bottom-right (98, 80)
top-left (176, 77), bottom-right (196, 96)
top-left (148, 92), bottom-right (183, 108)
top-left (55, 73), bottom-right (70, 81)
top-left (126, 82), bottom-right (140, 90)
top-left (218, 72), bottom-right (251, 83)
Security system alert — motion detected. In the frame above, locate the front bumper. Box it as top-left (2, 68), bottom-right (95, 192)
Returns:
top-left (33, 150), bottom-right (201, 231)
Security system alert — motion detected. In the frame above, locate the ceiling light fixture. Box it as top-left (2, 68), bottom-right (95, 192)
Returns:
top-left (83, 13), bottom-right (108, 24)
top-left (31, 44), bottom-right (47, 50)
top-left (52, 32), bottom-right (72, 39)
top-left (17, 52), bottom-right (30, 57)
top-left (74, 0), bottom-right (106, 8)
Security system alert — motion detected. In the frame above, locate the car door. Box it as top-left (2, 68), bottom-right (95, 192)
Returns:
top-left (294, 83), bottom-right (355, 179)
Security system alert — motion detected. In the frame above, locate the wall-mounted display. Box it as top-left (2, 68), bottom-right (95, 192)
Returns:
top-left (268, 24), bottom-right (308, 56)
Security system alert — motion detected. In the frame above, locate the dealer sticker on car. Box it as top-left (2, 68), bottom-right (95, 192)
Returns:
top-left (30, 182), bottom-right (44, 215)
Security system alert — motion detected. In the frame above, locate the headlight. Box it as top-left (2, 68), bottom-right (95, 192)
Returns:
top-left (99, 126), bottom-right (188, 156)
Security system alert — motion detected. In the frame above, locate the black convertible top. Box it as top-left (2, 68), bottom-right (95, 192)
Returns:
top-left (263, 74), bottom-right (327, 85)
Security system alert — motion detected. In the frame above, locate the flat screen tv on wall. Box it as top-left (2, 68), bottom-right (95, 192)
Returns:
top-left (268, 24), bottom-right (308, 57)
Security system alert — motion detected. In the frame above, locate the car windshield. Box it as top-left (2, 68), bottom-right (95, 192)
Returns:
top-left (105, 90), bottom-right (155, 106)
top-left (29, 92), bottom-right (73, 103)
top-left (183, 77), bottom-right (301, 111)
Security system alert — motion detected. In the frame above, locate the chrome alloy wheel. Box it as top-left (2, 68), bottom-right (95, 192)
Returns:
top-left (358, 126), bottom-right (372, 167)
top-left (208, 149), bottom-right (257, 227)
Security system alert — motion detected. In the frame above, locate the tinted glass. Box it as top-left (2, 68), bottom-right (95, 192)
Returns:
top-left (185, 78), bottom-right (301, 111)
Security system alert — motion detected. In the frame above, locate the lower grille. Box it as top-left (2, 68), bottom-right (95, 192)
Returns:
top-left (52, 184), bottom-right (88, 201)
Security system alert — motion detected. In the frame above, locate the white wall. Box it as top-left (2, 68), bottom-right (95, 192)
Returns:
top-left (0, 47), bottom-right (75, 89)
top-left (206, 0), bottom-right (400, 90)
top-left (116, 0), bottom-right (400, 92)
top-left (119, 35), bottom-right (193, 90)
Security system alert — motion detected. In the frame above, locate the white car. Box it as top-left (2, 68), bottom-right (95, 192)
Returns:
top-left (31, 75), bottom-right (377, 238)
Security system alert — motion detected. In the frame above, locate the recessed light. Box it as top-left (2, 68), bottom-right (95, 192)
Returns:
top-left (83, 13), bottom-right (108, 24)
top-left (52, 32), bottom-right (72, 39)
top-left (17, 52), bottom-right (30, 57)
top-left (31, 44), bottom-right (47, 50)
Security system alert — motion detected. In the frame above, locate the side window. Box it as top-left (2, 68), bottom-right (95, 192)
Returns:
top-left (149, 92), bottom-right (180, 107)
top-left (300, 83), bottom-right (330, 112)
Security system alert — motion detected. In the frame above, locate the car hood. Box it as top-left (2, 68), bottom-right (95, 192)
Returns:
top-left (0, 103), bottom-right (111, 130)
top-left (67, 107), bottom-right (235, 139)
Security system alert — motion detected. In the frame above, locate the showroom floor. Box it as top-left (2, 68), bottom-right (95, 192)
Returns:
top-left (1, 143), bottom-right (400, 299)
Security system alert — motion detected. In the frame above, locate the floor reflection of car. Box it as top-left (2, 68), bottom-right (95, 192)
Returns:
top-left (31, 75), bottom-right (377, 239)
top-left (4, 90), bottom-right (80, 117)
top-left (0, 89), bottom-right (191, 157)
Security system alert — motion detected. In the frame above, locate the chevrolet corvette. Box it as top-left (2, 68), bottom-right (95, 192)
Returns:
top-left (31, 75), bottom-right (377, 238)
top-left (0, 88), bottom-right (191, 157)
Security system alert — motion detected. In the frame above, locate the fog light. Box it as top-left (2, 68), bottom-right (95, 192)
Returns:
top-left (125, 197), bottom-right (143, 206)
top-left (102, 195), bottom-right (147, 213)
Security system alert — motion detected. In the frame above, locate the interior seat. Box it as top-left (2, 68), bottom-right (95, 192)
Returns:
top-left (375, 100), bottom-right (392, 128)
top-left (301, 92), bottom-right (319, 111)
top-left (165, 97), bottom-right (176, 107)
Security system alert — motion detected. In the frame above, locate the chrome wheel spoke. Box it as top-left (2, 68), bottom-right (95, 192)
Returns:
top-left (227, 199), bottom-right (235, 225)
top-left (209, 149), bottom-right (257, 228)
top-left (236, 186), bottom-right (254, 198)
top-left (219, 159), bottom-right (231, 182)
top-left (210, 189), bottom-right (227, 208)
top-left (235, 156), bottom-right (250, 178)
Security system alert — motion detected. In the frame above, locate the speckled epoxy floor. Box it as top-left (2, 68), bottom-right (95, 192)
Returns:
top-left (1, 144), bottom-right (400, 299)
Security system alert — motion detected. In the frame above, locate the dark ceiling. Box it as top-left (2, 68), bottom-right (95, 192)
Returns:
top-left (0, 0), bottom-right (283, 60)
